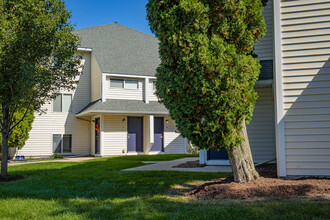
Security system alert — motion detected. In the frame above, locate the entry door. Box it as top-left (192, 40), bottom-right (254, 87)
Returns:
top-left (95, 117), bottom-right (100, 154)
top-left (207, 148), bottom-right (228, 160)
top-left (127, 117), bottom-right (143, 152)
top-left (151, 117), bottom-right (164, 151)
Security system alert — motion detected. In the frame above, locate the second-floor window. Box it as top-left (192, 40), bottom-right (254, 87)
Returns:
top-left (110, 78), bottom-right (138, 89)
top-left (53, 94), bottom-right (72, 112)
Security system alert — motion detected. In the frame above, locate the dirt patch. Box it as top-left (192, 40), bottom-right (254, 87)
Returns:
top-left (189, 164), bottom-right (330, 199)
top-left (173, 160), bottom-right (206, 168)
top-left (0, 174), bottom-right (24, 182)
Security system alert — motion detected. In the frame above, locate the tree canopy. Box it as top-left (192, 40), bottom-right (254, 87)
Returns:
top-left (0, 0), bottom-right (81, 176)
top-left (147, 0), bottom-right (266, 151)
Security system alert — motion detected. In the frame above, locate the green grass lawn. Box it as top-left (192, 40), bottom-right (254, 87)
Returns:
top-left (0, 155), bottom-right (329, 219)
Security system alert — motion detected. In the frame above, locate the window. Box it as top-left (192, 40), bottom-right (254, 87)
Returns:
top-left (110, 78), bottom-right (138, 89)
top-left (53, 134), bottom-right (72, 154)
top-left (110, 79), bottom-right (124, 88)
top-left (152, 81), bottom-right (156, 90)
top-left (125, 79), bottom-right (138, 89)
top-left (53, 94), bottom-right (72, 112)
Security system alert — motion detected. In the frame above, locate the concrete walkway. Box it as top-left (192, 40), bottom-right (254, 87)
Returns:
top-left (8, 156), bottom-right (97, 166)
top-left (123, 157), bottom-right (232, 172)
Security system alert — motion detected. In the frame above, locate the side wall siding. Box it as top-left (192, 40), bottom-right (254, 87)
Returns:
top-left (247, 88), bottom-right (276, 163)
top-left (280, 0), bottom-right (330, 175)
top-left (164, 117), bottom-right (186, 154)
top-left (254, 0), bottom-right (274, 61)
top-left (105, 76), bottom-right (144, 100)
top-left (91, 54), bottom-right (102, 102)
top-left (18, 53), bottom-right (91, 156)
top-left (103, 115), bottom-right (127, 155)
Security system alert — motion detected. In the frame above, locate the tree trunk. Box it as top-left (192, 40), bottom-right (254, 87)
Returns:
top-left (227, 119), bottom-right (259, 183)
top-left (1, 108), bottom-right (10, 177)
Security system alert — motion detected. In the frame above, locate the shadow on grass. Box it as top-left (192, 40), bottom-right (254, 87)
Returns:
top-left (1, 156), bottom-right (329, 219)
top-left (1, 156), bottom-right (225, 200)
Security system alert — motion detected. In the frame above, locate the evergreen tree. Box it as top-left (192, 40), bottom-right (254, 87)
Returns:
top-left (147, 0), bottom-right (266, 182)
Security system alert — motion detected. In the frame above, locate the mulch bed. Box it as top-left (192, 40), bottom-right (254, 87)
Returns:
top-left (173, 160), bottom-right (206, 168)
top-left (189, 164), bottom-right (330, 199)
top-left (0, 175), bottom-right (24, 182)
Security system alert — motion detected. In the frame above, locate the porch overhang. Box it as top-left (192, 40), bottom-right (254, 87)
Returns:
top-left (76, 99), bottom-right (169, 117)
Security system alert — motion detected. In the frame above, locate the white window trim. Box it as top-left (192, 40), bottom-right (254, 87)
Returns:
top-left (53, 134), bottom-right (73, 154)
top-left (109, 78), bottom-right (139, 90)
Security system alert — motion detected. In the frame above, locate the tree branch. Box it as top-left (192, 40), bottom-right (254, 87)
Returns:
top-left (9, 101), bottom-right (33, 133)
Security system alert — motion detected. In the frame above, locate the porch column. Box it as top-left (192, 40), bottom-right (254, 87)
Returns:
top-left (149, 115), bottom-right (154, 143)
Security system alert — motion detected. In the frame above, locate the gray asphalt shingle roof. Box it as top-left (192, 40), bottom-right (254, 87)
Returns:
top-left (74, 23), bottom-right (160, 76)
top-left (77, 99), bottom-right (169, 116)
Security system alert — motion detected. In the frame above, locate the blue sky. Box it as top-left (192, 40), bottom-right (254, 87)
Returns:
top-left (65, 0), bottom-right (153, 35)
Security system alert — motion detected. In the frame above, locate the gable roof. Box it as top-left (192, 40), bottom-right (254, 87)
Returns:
top-left (74, 23), bottom-right (160, 76)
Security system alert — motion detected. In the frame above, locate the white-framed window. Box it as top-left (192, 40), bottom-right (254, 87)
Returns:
top-left (53, 94), bottom-right (72, 112)
top-left (53, 134), bottom-right (72, 154)
top-left (152, 80), bottom-right (156, 90)
top-left (110, 78), bottom-right (138, 89)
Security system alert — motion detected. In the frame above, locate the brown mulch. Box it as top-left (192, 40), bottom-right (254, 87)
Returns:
top-left (0, 175), bottom-right (24, 182)
top-left (173, 160), bottom-right (206, 168)
top-left (189, 164), bottom-right (330, 199)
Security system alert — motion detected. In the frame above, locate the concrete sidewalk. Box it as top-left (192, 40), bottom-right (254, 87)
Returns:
top-left (123, 157), bottom-right (232, 172)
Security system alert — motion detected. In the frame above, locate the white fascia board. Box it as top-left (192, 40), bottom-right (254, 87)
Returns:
top-left (77, 47), bottom-right (92, 52)
top-left (103, 72), bottom-right (156, 79)
top-left (273, 0), bottom-right (287, 177)
top-left (150, 115), bottom-right (154, 143)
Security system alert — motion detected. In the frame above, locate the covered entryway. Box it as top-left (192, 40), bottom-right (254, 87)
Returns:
top-left (127, 116), bottom-right (143, 152)
top-left (150, 117), bottom-right (164, 151)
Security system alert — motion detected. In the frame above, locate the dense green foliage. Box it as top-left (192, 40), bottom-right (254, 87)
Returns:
top-left (147, 0), bottom-right (266, 151)
top-left (0, 109), bottom-right (34, 150)
top-left (0, 0), bottom-right (80, 174)
top-left (0, 0), bottom-right (81, 112)
top-left (0, 155), bottom-right (328, 219)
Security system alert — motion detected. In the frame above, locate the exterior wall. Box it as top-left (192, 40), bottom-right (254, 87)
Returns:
top-left (91, 53), bottom-right (102, 102)
top-left (247, 87), bottom-right (276, 163)
top-left (103, 115), bottom-right (127, 155)
top-left (149, 79), bottom-right (158, 102)
top-left (17, 52), bottom-right (91, 156)
top-left (101, 115), bottom-right (186, 155)
top-left (279, 0), bottom-right (330, 176)
top-left (254, 0), bottom-right (274, 60)
top-left (164, 116), bottom-right (186, 154)
top-left (105, 76), bottom-right (144, 100)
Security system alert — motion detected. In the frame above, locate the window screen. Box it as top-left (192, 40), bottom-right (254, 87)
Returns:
top-left (63, 134), bottom-right (72, 153)
top-left (153, 81), bottom-right (156, 90)
top-left (110, 79), bottom-right (124, 88)
top-left (63, 94), bottom-right (72, 112)
top-left (53, 95), bottom-right (62, 112)
top-left (53, 134), bottom-right (62, 153)
top-left (125, 79), bottom-right (138, 89)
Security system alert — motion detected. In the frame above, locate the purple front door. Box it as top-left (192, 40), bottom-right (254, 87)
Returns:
top-left (151, 117), bottom-right (164, 151)
top-left (127, 117), bottom-right (143, 152)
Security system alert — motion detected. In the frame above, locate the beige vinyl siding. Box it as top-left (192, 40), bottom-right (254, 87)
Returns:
top-left (18, 53), bottom-right (91, 156)
top-left (164, 117), bottom-right (186, 154)
top-left (247, 88), bottom-right (276, 163)
top-left (144, 116), bottom-right (152, 153)
top-left (254, 0), bottom-right (274, 60)
top-left (103, 115), bottom-right (127, 155)
top-left (149, 79), bottom-right (158, 102)
top-left (91, 53), bottom-right (102, 102)
top-left (280, 0), bottom-right (330, 176)
top-left (105, 77), bottom-right (143, 100)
